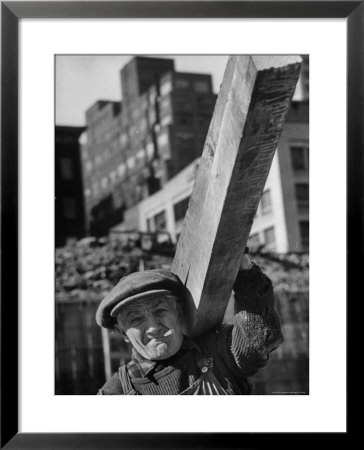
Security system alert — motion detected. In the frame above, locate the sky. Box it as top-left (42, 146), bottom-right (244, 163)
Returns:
top-left (55, 55), bottom-right (229, 126)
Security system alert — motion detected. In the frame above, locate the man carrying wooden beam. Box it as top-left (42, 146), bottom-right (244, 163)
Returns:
top-left (96, 250), bottom-right (282, 395)
top-left (95, 55), bottom-right (301, 395)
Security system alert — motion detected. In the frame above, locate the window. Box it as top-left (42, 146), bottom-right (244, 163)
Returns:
top-left (295, 183), bottom-right (309, 212)
top-left (176, 131), bottom-right (194, 141)
top-left (295, 183), bottom-right (309, 201)
top-left (175, 78), bottom-right (190, 89)
top-left (154, 210), bottom-right (167, 231)
top-left (260, 189), bottom-right (272, 215)
top-left (196, 96), bottom-right (213, 109)
top-left (60, 157), bottom-right (73, 180)
top-left (174, 98), bottom-right (193, 112)
top-left (157, 132), bottom-right (169, 148)
top-left (176, 113), bottom-right (193, 126)
top-left (194, 80), bottom-right (209, 93)
top-left (299, 221), bottom-right (309, 252)
top-left (147, 176), bottom-right (161, 195)
top-left (62, 197), bottom-right (77, 220)
top-left (173, 197), bottom-right (190, 223)
top-left (159, 97), bottom-right (171, 116)
top-left (291, 145), bottom-right (309, 171)
top-left (160, 79), bottom-right (172, 96)
top-left (146, 217), bottom-right (153, 232)
top-left (197, 113), bottom-right (211, 127)
top-left (263, 226), bottom-right (276, 250)
top-left (161, 115), bottom-right (172, 127)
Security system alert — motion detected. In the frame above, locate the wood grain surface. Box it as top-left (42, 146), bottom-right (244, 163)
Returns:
top-left (171, 55), bottom-right (301, 336)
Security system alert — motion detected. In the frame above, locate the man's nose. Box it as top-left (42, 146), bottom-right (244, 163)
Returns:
top-left (145, 314), bottom-right (163, 335)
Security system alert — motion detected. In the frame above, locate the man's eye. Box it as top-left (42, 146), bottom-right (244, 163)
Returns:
top-left (156, 308), bottom-right (168, 314)
top-left (129, 317), bottom-right (142, 325)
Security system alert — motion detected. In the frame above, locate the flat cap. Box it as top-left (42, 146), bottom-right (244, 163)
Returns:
top-left (95, 269), bottom-right (187, 329)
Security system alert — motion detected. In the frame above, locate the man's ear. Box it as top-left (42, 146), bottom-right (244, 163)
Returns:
top-left (114, 323), bottom-right (130, 343)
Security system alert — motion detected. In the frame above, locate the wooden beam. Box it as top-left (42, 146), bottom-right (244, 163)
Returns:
top-left (171, 55), bottom-right (302, 337)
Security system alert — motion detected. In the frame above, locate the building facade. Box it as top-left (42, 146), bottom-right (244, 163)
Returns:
top-left (81, 101), bottom-right (124, 236)
top-left (81, 56), bottom-right (216, 236)
top-left (55, 126), bottom-right (86, 247)
top-left (248, 101), bottom-right (309, 253)
top-left (112, 101), bottom-right (309, 254)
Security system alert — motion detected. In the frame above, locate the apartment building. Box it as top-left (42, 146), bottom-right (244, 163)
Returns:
top-left (81, 56), bottom-right (216, 235)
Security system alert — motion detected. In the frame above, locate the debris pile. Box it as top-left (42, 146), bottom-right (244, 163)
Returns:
top-left (55, 235), bottom-right (173, 300)
top-left (55, 235), bottom-right (309, 300)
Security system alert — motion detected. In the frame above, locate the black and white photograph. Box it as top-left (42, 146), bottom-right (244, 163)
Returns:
top-left (55, 54), bottom-right (309, 396)
top-left (2, 1), bottom-right (355, 444)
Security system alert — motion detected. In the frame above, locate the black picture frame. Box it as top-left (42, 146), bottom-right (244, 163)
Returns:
top-left (1, 1), bottom-right (360, 448)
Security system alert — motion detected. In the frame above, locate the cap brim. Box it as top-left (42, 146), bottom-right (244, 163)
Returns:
top-left (110, 289), bottom-right (174, 318)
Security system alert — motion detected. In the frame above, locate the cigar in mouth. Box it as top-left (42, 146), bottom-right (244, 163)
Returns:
top-left (163, 329), bottom-right (174, 337)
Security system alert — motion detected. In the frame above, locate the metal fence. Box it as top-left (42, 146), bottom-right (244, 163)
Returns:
top-left (55, 295), bottom-right (105, 394)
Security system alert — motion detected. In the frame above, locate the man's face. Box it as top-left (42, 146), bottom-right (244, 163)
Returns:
top-left (115, 294), bottom-right (184, 360)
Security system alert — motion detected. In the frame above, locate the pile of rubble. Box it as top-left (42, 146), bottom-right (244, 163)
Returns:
top-left (55, 236), bottom-right (173, 299)
top-left (55, 236), bottom-right (309, 300)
